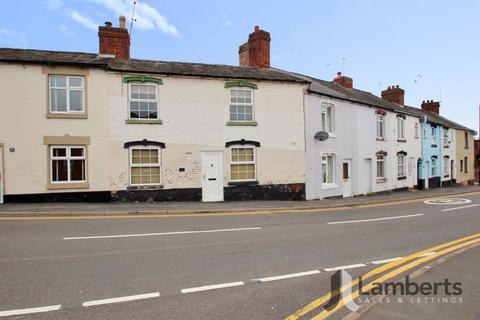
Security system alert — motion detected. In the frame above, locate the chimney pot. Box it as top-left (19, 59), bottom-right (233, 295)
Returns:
top-left (381, 85), bottom-right (405, 106)
top-left (333, 72), bottom-right (353, 89)
top-left (119, 15), bottom-right (126, 28)
top-left (421, 100), bottom-right (440, 114)
top-left (254, 25), bottom-right (260, 32)
top-left (105, 21), bottom-right (112, 27)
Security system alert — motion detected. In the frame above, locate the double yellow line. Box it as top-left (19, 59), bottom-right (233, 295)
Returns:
top-left (285, 232), bottom-right (480, 320)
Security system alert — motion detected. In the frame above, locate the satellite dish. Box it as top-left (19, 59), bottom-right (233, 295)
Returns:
top-left (314, 131), bottom-right (329, 141)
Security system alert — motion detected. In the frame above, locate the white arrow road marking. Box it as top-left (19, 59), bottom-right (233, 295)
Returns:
top-left (324, 263), bottom-right (366, 272)
top-left (252, 270), bottom-right (321, 282)
top-left (64, 227), bottom-right (262, 240)
top-left (0, 305), bottom-right (61, 317)
top-left (370, 257), bottom-right (404, 265)
top-left (327, 213), bottom-right (424, 225)
top-left (181, 281), bottom-right (245, 294)
top-left (83, 292), bottom-right (160, 307)
top-left (441, 204), bottom-right (480, 212)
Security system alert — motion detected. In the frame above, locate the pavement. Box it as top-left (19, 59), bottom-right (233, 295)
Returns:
top-left (0, 184), bottom-right (479, 216)
top-left (0, 190), bottom-right (479, 319)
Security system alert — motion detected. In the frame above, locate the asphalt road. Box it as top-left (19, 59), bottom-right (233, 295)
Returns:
top-left (0, 194), bottom-right (479, 319)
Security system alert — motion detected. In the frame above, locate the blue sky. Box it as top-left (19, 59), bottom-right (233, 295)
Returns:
top-left (1, 0), bottom-right (479, 135)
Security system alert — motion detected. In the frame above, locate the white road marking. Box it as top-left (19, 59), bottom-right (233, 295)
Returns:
top-left (324, 263), bottom-right (366, 272)
top-left (252, 270), bottom-right (321, 282)
top-left (0, 305), bottom-right (61, 317)
top-left (418, 252), bottom-right (436, 257)
top-left (181, 281), bottom-right (245, 294)
top-left (64, 227), bottom-right (262, 240)
top-left (327, 213), bottom-right (424, 225)
top-left (370, 257), bottom-right (404, 265)
top-left (441, 204), bottom-right (480, 212)
top-left (83, 292), bottom-right (160, 307)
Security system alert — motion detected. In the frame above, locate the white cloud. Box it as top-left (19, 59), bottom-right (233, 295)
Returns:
top-left (90, 0), bottom-right (180, 36)
top-left (69, 10), bottom-right (99, 31)
top-left (47, 0), bottom-right (63, 10)
top-left (0, 28), bottom-right (28, 48)
top-left (59, 24), bottom-right (75, 36)
top-left (224, 13), bottom-right (232, 27)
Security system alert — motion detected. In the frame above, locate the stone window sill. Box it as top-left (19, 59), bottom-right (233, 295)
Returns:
top-left (127, 185), bottom-right (164, 190)
top-left (47, 113), bottom-right (88, 119)
top-left (126, 119), bottom-right (163, 125)
top-left (228, 180), bottom-right (259, 186)
top-left (321, 184), bottom-right (338, 190)
top-left (226, 121), bottom-right (258, 126)
top-left (376, 178), bottom-right (387, 183)
top-left (47, 182), bottom-right (89, 190)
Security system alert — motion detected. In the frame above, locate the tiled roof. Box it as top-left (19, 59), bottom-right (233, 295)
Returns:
top-left (0, 48), bottom-right (308, 84)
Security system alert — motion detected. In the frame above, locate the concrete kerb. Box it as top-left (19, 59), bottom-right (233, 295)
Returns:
top-left (0, 189), bottom-right (479, 218)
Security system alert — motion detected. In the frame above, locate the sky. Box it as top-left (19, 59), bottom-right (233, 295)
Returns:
top-left (1, 0), bottom-right (479, 135)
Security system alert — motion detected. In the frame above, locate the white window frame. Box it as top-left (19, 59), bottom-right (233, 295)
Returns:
top-left (431, 127), bottom-right (437, 145)
top-left (443, 157), bottom-right (449, 176)
top-left (376, 114), bottom-right (385, 139)
top-left (128, 83), bottom-right (159, 120)
top-left (321, 103), bottom-right (335, 134)
top-left (229, 146), bottom-right (257, 182)
top-left (129, 146), bottom-right (162, 186)
top-left (321, 153), bottom-right (336, 187)
top-left (443, 129), bottom-right (449, 146)
top-left (431, 157), bottom-right (437, 176)
top-left (397, 154), bottom-right (405, 178)
top-left (397, 117), bottom-right (405, 140)
top-left (229, 88), bottom-right (254, 122)
top-left (376, 154), bottom-right (386, 179)
top-left (50, 145), bottom-right (86, 184)
top-left (414, 123), bottom-right (419, 139)
top-left (49, 75), bottom-right (85, 113)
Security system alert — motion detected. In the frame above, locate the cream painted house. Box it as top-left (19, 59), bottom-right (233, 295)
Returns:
top-left (455, 129), bottom-right (475, 185)
top-left (0, 22), bottom-right (308, 202)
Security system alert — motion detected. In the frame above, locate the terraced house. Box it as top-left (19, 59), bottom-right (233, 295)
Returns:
top-left (0, 18), bottom-right (475, 203)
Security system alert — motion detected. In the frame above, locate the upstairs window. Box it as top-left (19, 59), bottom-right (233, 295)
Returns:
top-left (321, 103), bottom-right (335, 134)
top-left (465, 132), bottom-right (469, 148)
top-left (397, 117), bottom-right (405, 140)
top-left (431, 127), bottom-right (437, 145)
top-left (443, 129), bottom-right (449, 146)
top-left (376, 114), bottom-right (385, 139)
top-left (229, 89), bottom-right (254, 122)
top-left (129, 84), bottom-right (158, 119)
top-left (414, 123), bottom-right (419, 139)
top-left (50, 75), bottom-right (84, 113)
top-left (322, 154), bottom-right (335, 185)
top-left (230, 147), bottom-right (256, 181)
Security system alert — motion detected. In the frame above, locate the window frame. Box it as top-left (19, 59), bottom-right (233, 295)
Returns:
top-left (431, 126), bottom-right (437, 145)
top-left (49, 75), bottom-right (85, 114)
top-left (228, 88), bottom-right (255, 122)
top-left (128, 82), bottom-right (159, 120)
top-left (431, 157), bottom-right (437, 177)
top-left (321, 103), bottom-right (335, 134)
top-left (464, 157), bottom-right (468, 173)
top-left (129, 146), bottom-right (162, 186)
top-left (50, 145), bottom-right (87, 184)
top-left (465, 132), bottom-right (469, 149)
top-left (229, 146), bottom-right (257, 182)
top-left (397, 154), bottom-right (406, 178)
top-left (443, 128), bottom-right (449, 146)
top-left (321, 153), bottom-right (336, 187)
top-left (443, 157), bottom-right (449, 177)
top-left (376, 154), bottom-right (386, 179)
top-left (397, 117), bottom-right (405, 140)
top-left (376, 114), bottom-right (385, 139)
top-left (414, 123), bottom-right (419, 139)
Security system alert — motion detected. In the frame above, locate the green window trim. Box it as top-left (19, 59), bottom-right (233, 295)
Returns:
top-left (224, 81), bottom-right (258, 90)
top-left (125, 119), bottom-right (163, 125)
top-left (123, 76), bottom-right (163, 85)
top-left (226, 121), bottom-right (258, 126)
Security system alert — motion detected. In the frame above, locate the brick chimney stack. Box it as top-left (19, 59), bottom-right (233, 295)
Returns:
top-left (421, 100), bottom-right (440, 114)
top-left (332, 72), bottom-right (353, 89)
top-left (381, 85), bottom-right (405, 106)
top-left (98, 16), bottom-right (130, 60)
top-left (239, 26), bottom-right (271, 68)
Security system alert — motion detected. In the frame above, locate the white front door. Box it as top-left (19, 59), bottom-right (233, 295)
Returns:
top-left (201, 151), bottom-right (224, 202)
top-left (342, 159), bottom-right (352, 198)
top-left (0, 147), bottom-right (3, 204)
